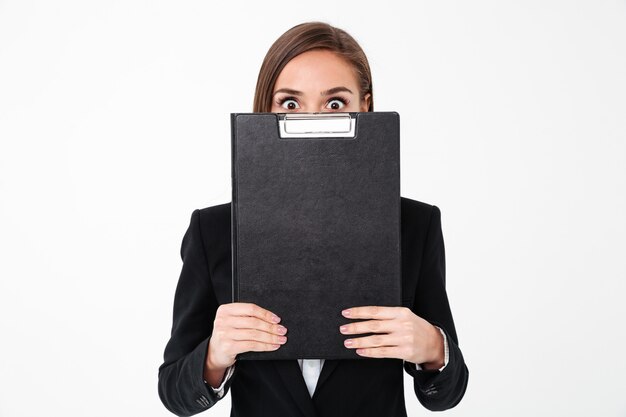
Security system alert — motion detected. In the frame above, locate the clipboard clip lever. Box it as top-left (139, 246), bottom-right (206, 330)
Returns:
top-left (278, 113), bottom-right (356, 138)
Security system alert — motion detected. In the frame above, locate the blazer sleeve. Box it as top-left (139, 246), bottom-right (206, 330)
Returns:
top-left (158, 209), bottom-right (235, 416)
top-left (403, 205), bottom-right (469, 411)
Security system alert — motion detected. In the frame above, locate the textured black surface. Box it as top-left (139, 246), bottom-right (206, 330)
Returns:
top-left (231, 112), bottom-right (401, 360)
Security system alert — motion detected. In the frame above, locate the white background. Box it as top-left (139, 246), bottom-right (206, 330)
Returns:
top-left (1, 1), bottom-right (625, 416)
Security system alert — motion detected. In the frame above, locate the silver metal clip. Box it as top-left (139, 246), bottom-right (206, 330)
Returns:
top-left (278, 113), bottom-right (356, 138)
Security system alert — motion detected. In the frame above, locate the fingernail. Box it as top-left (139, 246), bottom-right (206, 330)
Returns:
top-left (339, 325), bottom-right (347, 333)
top-left (272, 315), bottom-right (281, 323)
top-left (277, 326), bottom-right (287, 335)
top-left (342, 309), bottom-right (351, 317)
top-left (344, 339), bottom-right (353, 347)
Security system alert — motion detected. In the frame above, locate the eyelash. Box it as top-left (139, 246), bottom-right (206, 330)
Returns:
top-left (276, 96), bottom-right (350, 108)
top-left (327, 96), bottom-right (349, 107)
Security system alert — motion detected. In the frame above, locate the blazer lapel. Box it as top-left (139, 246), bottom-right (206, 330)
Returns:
top-left (312, 359), bottom-right (339, 397)
top-left (272, 360), bottom-right (318, 417)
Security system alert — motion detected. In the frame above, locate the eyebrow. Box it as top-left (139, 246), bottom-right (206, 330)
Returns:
top-left (273, 88), bottom-right (302, 96)
top-left (273, 86), bottom-right (354, 97)
top-left (321, 86), bottom-right (354, 96)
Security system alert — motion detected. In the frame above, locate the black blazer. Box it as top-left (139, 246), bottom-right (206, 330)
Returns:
top-left (158, 197), bottom-right (469, 417)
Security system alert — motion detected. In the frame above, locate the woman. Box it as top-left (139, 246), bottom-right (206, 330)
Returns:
top-left (158, 22), bottom-right (469, 417)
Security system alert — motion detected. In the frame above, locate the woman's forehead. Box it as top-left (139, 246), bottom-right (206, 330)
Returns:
top-left (273, 50), bottom-right (360, 94)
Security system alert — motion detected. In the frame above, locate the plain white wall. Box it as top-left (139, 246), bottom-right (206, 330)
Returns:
top-left (1, 1), bottom-right (625, 416)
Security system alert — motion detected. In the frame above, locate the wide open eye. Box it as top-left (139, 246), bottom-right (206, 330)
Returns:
top-left (280, 98), bottom-right (300, 111)
top-left (326, 97), bottom-right (347, 110)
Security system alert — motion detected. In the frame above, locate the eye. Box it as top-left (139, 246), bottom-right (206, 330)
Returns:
top-left (279, 98), bottom-right (300, 111)
top-left (326, 97), bottom-right (348, 110)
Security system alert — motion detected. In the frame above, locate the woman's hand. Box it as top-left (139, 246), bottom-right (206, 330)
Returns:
top-left (339, 306), bottom-right (444, 370)
top-left (204, 302), bottom-right (288, 385)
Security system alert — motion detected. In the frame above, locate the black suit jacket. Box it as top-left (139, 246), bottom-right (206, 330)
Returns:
top-left (158, 197), bottom-right (469, 417)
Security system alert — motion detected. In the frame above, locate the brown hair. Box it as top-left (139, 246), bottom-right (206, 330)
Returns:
top-left (253, 22), bottom-right (374, 112)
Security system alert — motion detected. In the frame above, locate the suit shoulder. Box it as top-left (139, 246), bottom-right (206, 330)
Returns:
top-left (400, 197), bottom-right (442, 242)
top-left (194, 202), bottom-right (231, 234)
top-left (401, 196), bottom-right (439, 219)
top-left (197, 202), bottom-right (231, 218)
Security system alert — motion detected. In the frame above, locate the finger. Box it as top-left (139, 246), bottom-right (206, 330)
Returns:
top-left (354, 345), bottom-right (405, 359)
top-left (339, 318), bottom-right (396, 336)
top-left (242, 340), bottom-right (282, 352)
top-left (228, 302), bottom-right (282, 324)
top-left (229, 316), bottom-right (288, 336)
top-left (230, 338), bottom-right (282, 354)
top-left (341, 305), bottom-right (404, 320)
top-left (230, 328), bottom-right (287, 346)
top-left (343, 333), bottom-right (398, 350)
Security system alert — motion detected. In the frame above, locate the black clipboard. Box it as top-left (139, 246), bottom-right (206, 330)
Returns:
top-left (231, 112), bottom-right (401, 360)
